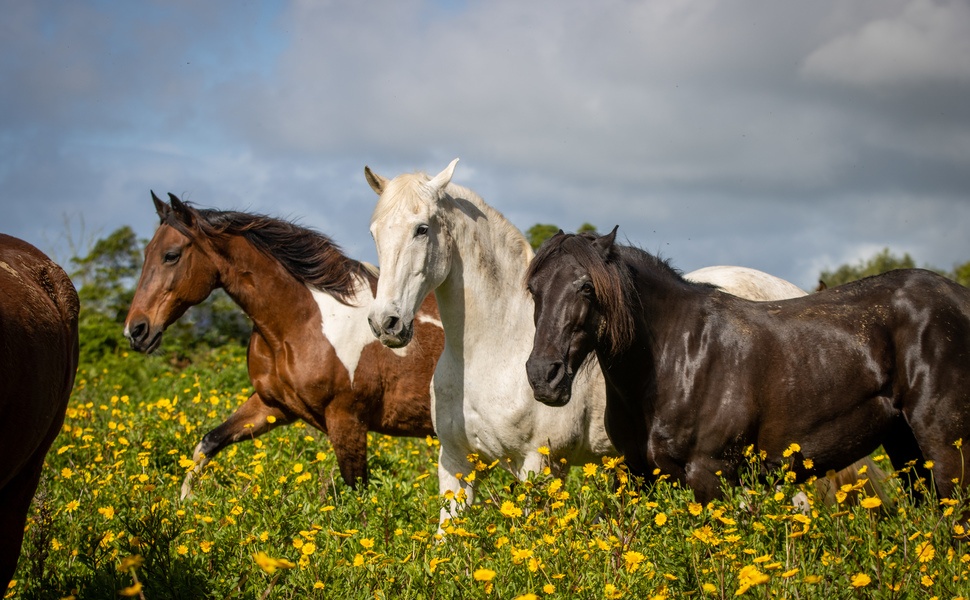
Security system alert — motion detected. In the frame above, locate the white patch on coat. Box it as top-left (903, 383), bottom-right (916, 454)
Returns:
top-left (309, 278), bottom-right (409, 384)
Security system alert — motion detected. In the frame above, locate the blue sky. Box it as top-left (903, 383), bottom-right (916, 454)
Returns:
top-left (3, 0), bottom-right (969, 289)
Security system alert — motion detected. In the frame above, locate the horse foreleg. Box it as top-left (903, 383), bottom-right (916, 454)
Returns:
top-left (181, 393), bottom-right (292, 500)
top-left (882, 417), bottom-right (931, 504)
top-left (324, 406), bottom-right (369, 489)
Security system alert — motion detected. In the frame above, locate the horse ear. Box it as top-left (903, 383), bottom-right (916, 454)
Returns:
top-left (167, 193), bottom-right (196, 227)
top-left (151, 190), bottom-right (172, 224)
top-left (593, 226), bottom-right (619, 258)
top-left (364, 166), bottom-right (387, 195)
top-left (427, 158), bottom-right (459, 192)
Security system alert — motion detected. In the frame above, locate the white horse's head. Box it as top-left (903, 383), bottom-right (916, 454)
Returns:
top-left (364, 158), bottom-right (459, 348)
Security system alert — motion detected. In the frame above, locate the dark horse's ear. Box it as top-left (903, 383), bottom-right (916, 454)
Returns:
top-left (593, 225), bottom-right (619, 259)
top-left (167, 193), bottom-right (196, 227)
top-left (151, 190), bottom-right (172, 224)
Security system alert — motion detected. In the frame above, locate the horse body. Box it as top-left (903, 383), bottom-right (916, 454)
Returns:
top-left (527, 230), bottom-right (970, 508)
top-left (365, 160), bottom-right (614, 523)
top-left (0, 234), bottom-right (79, 587)
top-left (124, 193), bottom-right (442, 495)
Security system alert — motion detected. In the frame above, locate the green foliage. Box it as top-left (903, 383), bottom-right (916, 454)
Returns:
top-left (952, 261), bottom-right (970, 288)
top-left (819, 248), bottom-right (917, 288)
top-left (526, 223), bottom-right (599, 251)
top-left (11, 347), bottom-right (970, 597)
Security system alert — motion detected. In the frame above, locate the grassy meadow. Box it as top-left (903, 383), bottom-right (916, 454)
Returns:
top-left (7, 345), bottom-right (970, 599)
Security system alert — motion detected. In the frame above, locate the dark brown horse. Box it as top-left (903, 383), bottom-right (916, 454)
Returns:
top-left (124, 193), bottom-right (442, 496)
top-left (525, 228), bottom-right (970, 515)
top-left (0, 234), bottom-right (79, 588)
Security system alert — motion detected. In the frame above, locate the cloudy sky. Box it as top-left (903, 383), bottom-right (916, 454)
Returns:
top-left (3, 0), bottom-right (969, 290)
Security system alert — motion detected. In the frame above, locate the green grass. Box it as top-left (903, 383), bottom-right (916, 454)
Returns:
top-left (8, 347), bottom-right (970, 599)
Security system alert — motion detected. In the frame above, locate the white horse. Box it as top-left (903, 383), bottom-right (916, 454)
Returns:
top-left (364, 159), bottom-right (882, 525)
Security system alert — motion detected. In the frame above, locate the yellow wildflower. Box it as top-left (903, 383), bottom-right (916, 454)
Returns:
top-left (915, 541), bottom-right (935, 563)
top-left (253, 552), bottom-right (296, 574)
top-left (850, 573), bottom-right (871, 588)
top-left (474, 568), bottom-right (497, 582)
top-left (860, 497), bottom-right (882, 510)
top-left (735, 565), bottom-right (769, 595)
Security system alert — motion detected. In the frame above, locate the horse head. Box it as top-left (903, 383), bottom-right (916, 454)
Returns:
top-left (124, 192), bottom-right (220, 353)
top-left (364, 158), bottom-right (459, 348)
top-left (525, 227), bottom-right (625, 406)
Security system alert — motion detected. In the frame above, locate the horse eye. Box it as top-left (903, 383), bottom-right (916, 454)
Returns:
top-left (580, 281), bottom-right (594, 295)
top-left (415, 224), bottom-right (429, 237)
top-left (163, 251), bottom-right (181, 264)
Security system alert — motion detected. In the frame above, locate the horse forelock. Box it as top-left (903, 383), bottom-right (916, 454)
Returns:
top-left (174, 202), bottom-right (365, 305)
top-left (371, 172), bottom-right (437, 224)
top-left (530, 234), bottom-right (637, 357)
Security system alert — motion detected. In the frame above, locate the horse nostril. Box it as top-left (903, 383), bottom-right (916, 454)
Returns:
top-left (382, 315), bottom-right (400, 334)
top-left (129, 320), bottom-right (147, 342)
top-left (546, 361), bottom-right (564, 385)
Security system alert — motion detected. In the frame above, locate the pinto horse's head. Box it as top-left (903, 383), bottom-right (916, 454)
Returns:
top-left (364, 159), bottom-right (459, 348)
top-left (525, 227), bottom-right (629, 406)
top-left (124, 192), bottom-right (220, 353)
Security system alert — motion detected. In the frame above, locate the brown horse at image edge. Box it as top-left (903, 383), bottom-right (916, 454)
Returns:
top-left (0, 234), bottom-right (79, 588)
top-left (526, 229), bottom-right (970, 524)
top-left (124, 193), bottom-right (443, 496)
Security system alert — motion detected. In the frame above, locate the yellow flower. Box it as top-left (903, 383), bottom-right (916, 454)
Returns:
top-left (735, 565), bottom-right (769, 595)
top-left (702, 583), bottom-right (717, 593)
top-left (623, 551), bottom-right (645, 573)
top-left (266, 415), bottom-right (277, 423)
top-left (353, 554), bottom-right (365, 567)
top-left (301, 543), bottom-right (316, 556)
top-left (500, 500), bottom-right (523, 518)
top-left (915, 541), bottom-right (935, 563)
top-left (514, 595), bottom-right (539, 600)
top-left (921, 575), bottom-right (933, 586)
top-left (474, 568), bottom-right (497, 582)
top-left (177, 545), bottom-right (188, 556)
top-left (803, 458), bottom-right (814, 469)
top-left (98, 506), bottom-right (115, 520)
top-left (782, 443), bottom-right (801, 458)
top-left (781, 568), bottom-right (799, 578)
top-left (604, 583), bottom-right (623, 599)
top-left (583, 463), bottom-right (598, 477)
top-left (924, 460), bottom-right (934, 470)
top-left (688, 502), bottom-right (703, 516)
top-left (359, 537), bottom-right (375, 550)
top-left (429, 557), bottom-right (450, 573)
top-left (119, 583), bottom-right (143, 597)
top-left (65, 500), bottom-right (79, 512)
top-left (850, 573), bottom-right (871, 588)
top-left (61, 468), bottom-right (73, 479)
top-left (254, 552), bottom-right (295, 574)
top-left (538, 446), bottom-right (550, 456)
top-left (543, 584), bottom-right (556, 594)
top-left (654, 512), bottom-right (668, 526)
top-left (860, 497), bottom-right (882, 509)
top-left (117, 555), bottom-right (144, 571)
top-left (292, 463), bottom-right (303, 473)
top-left (200, 541), bottom-right (213, 554)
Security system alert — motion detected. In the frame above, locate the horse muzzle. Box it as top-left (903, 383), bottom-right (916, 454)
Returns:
top-left (526, 357), bottom-right (574, 407)
top-left (124, 317), bottom-right (163, 354)
top-left (368, 312), bottom-right (414, 349)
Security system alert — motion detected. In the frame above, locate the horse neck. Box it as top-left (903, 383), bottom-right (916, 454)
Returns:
top-left (208, 235), bottom-right (320, 338)
top-left (435, 202), bottom-right (535, 348)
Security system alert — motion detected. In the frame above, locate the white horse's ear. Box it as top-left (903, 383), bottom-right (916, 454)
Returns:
top-left (593, 225), bottom-right (619, 258)
top-left (364, 166), bottom-right (387, 195)
top-left (427, 158), bottom-right (459, 192)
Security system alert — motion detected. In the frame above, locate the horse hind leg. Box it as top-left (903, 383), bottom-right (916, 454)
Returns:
top-left (882, 417), bottom-right (932, 505)
top-left (181, 393), bottom-right (291, 500)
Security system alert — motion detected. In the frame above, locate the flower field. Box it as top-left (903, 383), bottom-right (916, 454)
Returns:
top-left (8, 346), bottom-right (970, 599)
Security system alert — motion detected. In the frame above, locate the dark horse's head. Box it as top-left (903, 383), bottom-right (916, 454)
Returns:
top-left (124, 192), bottom-right (221, 353)
top-left (525, 226), bottom-right (635, 406)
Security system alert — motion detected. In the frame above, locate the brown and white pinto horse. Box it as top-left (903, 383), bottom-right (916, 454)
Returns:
top-left (124, 193), bottom-right (443, 496)
top-left (526, 229), bottom-right (970, 519)
top-left (0, 234), bottom-right (79, 588)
